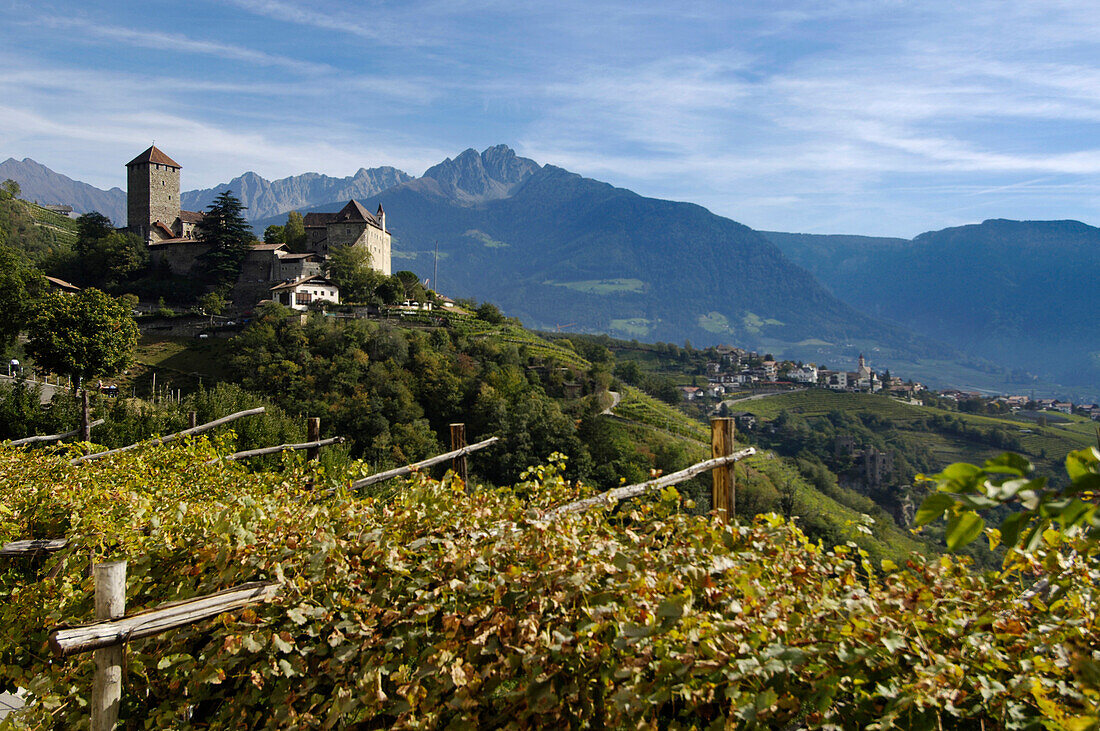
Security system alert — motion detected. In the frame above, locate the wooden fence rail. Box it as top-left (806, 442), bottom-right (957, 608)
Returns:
top-left (204, 436), bottom-right (345, 465)
top-left (7, 421), bottom-right (105, 447)
top-left (0, 538), bottom-right (68, 557)
top-left (71, 407), bottom-right (266, 466)
top-left (50, 580), bottom-right (281, 658)
top-left (351, 436), bottom-right (500, 489)
top-left (542, 447), bottom-right (756, 520)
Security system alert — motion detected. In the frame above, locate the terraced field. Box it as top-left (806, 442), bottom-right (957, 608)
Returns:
top-left (613, 385), bottom-right (710, 444)
top-left (739, 389), bottom-right (1096, 471)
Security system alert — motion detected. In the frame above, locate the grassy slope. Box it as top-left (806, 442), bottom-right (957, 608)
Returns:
top-left (740, 389), bottom-right (1096, 473)
top-left (741, 453), bottom-right (928, 562)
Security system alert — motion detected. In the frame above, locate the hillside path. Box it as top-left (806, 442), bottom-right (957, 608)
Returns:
top-left (718, 388), bottom-right (807, 411)
top-left (0, 374), bottom-right (65, 404)
top-left (600, 390), bottom-right (621, 415)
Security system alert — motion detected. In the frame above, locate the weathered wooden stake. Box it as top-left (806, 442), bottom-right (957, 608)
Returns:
top-left (188, 411), bottom-right (197, 429)
top-left (710, 418), bottom-right (736, 522)
top-left (81, 390), bottom-right (92, 443)
top-left (92, 561), bottom-right (126, 731)
top-left (306, 417), bottom-right (321, 461)
top-left (449, 423), bottom-right (467, 483)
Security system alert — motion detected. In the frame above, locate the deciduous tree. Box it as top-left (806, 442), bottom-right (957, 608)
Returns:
top-left (0, 245), bottom-right (45, 345)
top-left (263, 224), bottom-right (285, 245)
top-left (323, 244), bottom-right (385, 303)
top-left (284, 210), bottom-right (306, 252)
top-left (25, 288), bottom-right (138, 385)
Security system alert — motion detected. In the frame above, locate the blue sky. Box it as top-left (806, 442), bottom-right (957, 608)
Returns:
top-left (3, 0), bottom-right (1100, 236)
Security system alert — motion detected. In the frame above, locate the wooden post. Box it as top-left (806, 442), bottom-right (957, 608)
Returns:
top-left (188, 411), bottom-right (197, 429)
top-left (710, 418), bottom-right (736, 522)
top-left (306, 417), bottom-right (321, 461)
top-left (92, 561), bottom-right (126, 731)
top-left (81, 390), bottom-right (92, 443)
top-left (449, 423), bottom-right (467, 483)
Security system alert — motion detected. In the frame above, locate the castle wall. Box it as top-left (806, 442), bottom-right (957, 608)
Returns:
top-left (149, 240), bottom-right (210, 276)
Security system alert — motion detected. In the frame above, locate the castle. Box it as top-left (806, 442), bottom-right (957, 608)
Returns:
top-left (125, 145), bottom-right (391, 306)
top-left (126, 146), bottom-right (203, 244)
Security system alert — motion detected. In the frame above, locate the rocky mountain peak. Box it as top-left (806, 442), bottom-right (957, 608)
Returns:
top-left (422, 145), bottom-right (540, 204)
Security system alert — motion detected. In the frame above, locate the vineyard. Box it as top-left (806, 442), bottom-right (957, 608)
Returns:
top-left (2, 437), bottom-right (1098, 728)
top-left (743, 389), bottom-right (1097, 474)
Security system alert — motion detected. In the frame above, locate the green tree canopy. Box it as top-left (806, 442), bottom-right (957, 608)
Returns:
top-left (263, 224), bottom-right (286, 245)
top-left (76, 211), bottom-right (113, 246)
top-left (0, 245), bottom-right (46, 345)
top-left (77, 229), bottom-right (147, 287)
top-left (323, 244), bottom-right (385, 303)
top-left (198, 289), bottom-right (228, 325)
top-left (197, 191), bottom-right (254, 285)
top-left (25, 288), bottom-right (139, 384)
top-left (284, 210), bottom-right (306, 253)
top-left (392, 270), bottom-right (426, 302)
top-left (0, 179), bottom-right (20, 200)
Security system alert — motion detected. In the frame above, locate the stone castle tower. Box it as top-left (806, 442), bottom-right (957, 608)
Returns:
top-left (126, 145), bottom-right (182, 242)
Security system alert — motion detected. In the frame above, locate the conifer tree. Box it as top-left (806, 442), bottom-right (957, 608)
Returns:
top-left (197, 191), bottom-right (253, 285)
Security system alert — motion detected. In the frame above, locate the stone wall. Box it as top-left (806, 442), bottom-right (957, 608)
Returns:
top-left (149, 240), bottom-right (210, 276)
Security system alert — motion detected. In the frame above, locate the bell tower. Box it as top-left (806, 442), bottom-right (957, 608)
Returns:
top-left (126, 145), bottom-right (181, 242)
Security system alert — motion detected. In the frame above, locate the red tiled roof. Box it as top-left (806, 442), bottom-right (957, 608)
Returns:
top-left (152, 221), bottom-right (177, 239)
top-left (126, 145), bottom-right (181, 168)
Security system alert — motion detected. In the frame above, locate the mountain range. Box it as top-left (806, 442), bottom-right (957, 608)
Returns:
top-left (762, 224), bottom-right (1099, 388)
top-left (2, 146), bottom-right (1096, 397)
top-left (0, 157), bottom-right (126, 224)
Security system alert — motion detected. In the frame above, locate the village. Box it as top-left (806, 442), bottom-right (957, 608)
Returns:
top-left (675, 347), bottom-right (1100, 422)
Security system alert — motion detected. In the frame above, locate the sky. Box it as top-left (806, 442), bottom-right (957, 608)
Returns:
top-left (3, 0), bottom-right (1100, 237)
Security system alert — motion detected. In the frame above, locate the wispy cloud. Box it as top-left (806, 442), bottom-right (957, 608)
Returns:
top-left (6, 0), bottom-right (1100, 235)
top-left (37, 16), bottom-right (332, 75)
top-left (225, 0), bottom-right (409, 43)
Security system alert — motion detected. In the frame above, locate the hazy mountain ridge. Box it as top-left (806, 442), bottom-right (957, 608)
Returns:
top-left (0, 157), bottom-right (126, 224)
top-left (5, 147), bottom-right (1091, 394)
top-left (256, 160), bottom-right (958, 379)
top-left (181, 166), bottom-right (412, 221)
top-left (420, 145), bottom-right (540, 204)
top-left (762, 221), bottom-right (1100, 387)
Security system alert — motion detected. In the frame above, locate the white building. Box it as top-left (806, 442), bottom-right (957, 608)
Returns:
top-left (790, 364), bottom-right (818, 383)
top-left (270, 275), bottom-right (340, 311)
